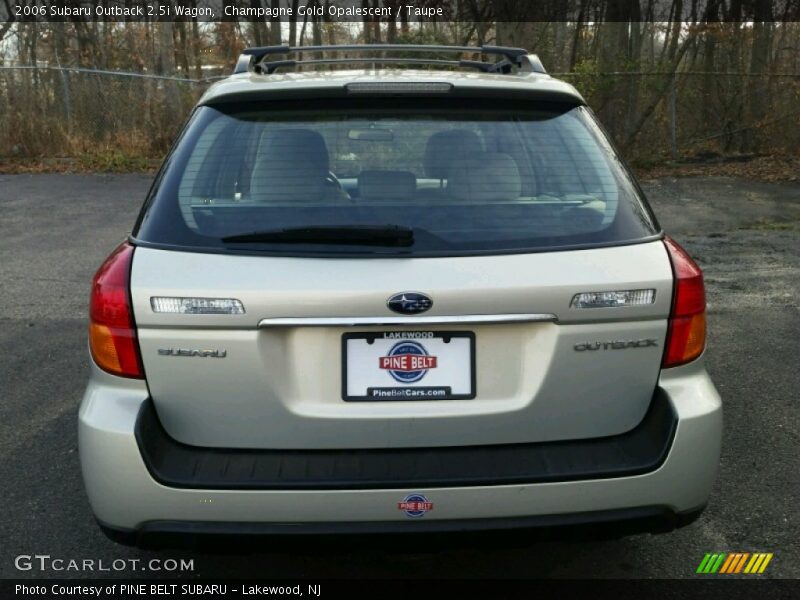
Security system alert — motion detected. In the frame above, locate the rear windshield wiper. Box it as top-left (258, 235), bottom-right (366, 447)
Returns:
top-left (221, 225), bottom-right (414, 247)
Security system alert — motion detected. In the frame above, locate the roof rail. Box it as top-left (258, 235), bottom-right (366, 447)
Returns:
top-left (232, 44), bottom-right (547, 76)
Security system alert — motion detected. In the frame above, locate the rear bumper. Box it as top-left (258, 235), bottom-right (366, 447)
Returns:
top-left (136, 388), bottom-right (677, 490)
top-left (79, 359), bottom-right (722, 535)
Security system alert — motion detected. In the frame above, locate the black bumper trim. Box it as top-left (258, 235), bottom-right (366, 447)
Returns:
top-left (135, 389), bottom-right (677, 491)
top-left (101, 506), bottom-right (705, 545)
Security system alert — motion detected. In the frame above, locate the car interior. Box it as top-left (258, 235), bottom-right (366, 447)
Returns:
top-left (180, 112), bottom-right (620, 244)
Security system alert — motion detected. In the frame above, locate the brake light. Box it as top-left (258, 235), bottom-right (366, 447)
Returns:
top-left (662, 237), bottom-right (706, 367)
top-left (89, 242), bottom-right (144, 378)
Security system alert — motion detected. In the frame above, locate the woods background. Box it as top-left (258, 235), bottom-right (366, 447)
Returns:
top-left (0, 0), bottom-right (799, 171)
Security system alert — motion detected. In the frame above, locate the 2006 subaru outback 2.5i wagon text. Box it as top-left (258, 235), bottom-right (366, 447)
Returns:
top-left (79, 44), bottom-right (721, 545)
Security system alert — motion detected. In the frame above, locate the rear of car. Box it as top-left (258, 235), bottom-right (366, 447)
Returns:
top-left (79, 55), bottom-right (721, 543)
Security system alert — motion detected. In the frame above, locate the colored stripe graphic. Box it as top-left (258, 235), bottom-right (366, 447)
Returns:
top-left (723, 553), bottom-right (748, 573)
top-left (711, 553), bottom-right (726, 573)
top-left (719, 554), bottom-right (736, 574)
top-left (744, 553), bottom-right (774, 574)
top-left (734, 553), bottom-right (750, 573)
top-left (744, 554), bottom-right (757, 573)
top-left (758, 554), bottom-right (774, 573)
top-left (701, 553), bottom-right (726, 573)
top-left (700, 553), bottom-right (773, 574)
top-left (696, 554), bottom-right (713, 573)
top-left (749, 554), bottom-right (765, 573)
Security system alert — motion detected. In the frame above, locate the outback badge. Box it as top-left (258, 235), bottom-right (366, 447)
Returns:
top-left (574, 339), bottom-right (658, 351)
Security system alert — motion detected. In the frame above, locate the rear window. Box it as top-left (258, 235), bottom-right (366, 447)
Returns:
top-left (134, 98), bottom-right (658, 256)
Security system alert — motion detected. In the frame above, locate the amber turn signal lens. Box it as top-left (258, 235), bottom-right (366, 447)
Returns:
top-left (684, 313), bottom-right (706, 361)
top-left (663, 313), bottom-right (706, 367)
top-left (89, 322), bottom-right (122, 374)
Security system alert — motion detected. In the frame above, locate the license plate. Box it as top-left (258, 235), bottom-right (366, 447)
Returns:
top-left (342, 331), bottom-right (475, 401)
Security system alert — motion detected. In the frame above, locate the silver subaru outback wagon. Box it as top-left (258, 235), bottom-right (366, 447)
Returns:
top-left (79, 45), bottom-right (721, 545)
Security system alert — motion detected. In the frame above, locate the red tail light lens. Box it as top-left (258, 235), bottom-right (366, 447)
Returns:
top-left (663, 236), bottom-right (706, 368)
top-left (89, 242), bottom-right (144, 378)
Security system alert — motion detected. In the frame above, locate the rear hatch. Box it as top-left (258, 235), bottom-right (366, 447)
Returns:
top-left (130, 93), bottom-right (669, 449)
top-left (131, 244), bottom-right (671, 449)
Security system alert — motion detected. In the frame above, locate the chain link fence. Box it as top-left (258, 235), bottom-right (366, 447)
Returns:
top-left (1, 65), bottom-right (799, 164)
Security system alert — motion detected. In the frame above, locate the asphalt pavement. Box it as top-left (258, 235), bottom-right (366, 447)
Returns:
top-left (0, 174), bottom-right (798, 579)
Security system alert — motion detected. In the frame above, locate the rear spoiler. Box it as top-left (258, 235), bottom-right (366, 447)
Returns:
top-left (199, 84), bottom-right (586, 107)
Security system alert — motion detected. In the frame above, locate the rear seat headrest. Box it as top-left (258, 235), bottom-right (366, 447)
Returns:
top-left (423, 130), bottom-right (483, 179)
top-left (250, 128), bottom-right (330, 202)
top-left (447, 153), bottom-right (522, 202)
top-left (357, 170), bottom-right (416, 200)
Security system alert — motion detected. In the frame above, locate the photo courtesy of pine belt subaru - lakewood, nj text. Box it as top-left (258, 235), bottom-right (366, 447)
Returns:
top-left (79, 44), bottom-right (722, 545)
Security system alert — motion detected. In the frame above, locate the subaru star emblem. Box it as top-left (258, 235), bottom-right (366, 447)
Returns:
top-left (387, 292), bottom-right (433, 315)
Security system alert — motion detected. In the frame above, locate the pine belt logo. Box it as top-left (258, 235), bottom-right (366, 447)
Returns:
top-left (398, 494), bottom-right (434, 518)
top-left (696, 552), bottom-right (774, 575)
top-left (379, 341), bottom-right (438, 383)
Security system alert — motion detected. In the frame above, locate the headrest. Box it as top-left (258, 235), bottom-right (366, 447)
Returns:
top-left (250, 128), bottom-right (330, 202)
top-left (423, 129), bottom-right (483, 179)
top-left (447, 152), bottom-right (522, 202)
top-left (357, 170), bottom-right (416, 200)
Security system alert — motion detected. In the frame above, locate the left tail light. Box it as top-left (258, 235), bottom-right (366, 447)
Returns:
top-left (662, 236), bottom-right (707, 368)
top-left (88, 242), bottom-right (144, 378)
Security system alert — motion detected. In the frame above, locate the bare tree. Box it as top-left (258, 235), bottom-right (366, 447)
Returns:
top-left (270, 0), bottom-right (282, 44)
top-left (289, 0), bottom-right (300, 46)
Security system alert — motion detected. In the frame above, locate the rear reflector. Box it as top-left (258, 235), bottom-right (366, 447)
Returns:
top-left (570, 289), bottom-right (655, 309)
top-left (89, 242), bottom-right (144, 378)
top-left (150, 297), bottom-right (245, 315)
top-left (662, 237), bottom-right (707, 367)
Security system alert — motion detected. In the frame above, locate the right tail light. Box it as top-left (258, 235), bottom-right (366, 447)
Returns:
top-left (662, 236), bottom-right (706, 367)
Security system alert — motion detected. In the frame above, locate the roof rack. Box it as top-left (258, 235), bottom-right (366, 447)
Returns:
top-left (233, 44), bottom-right (547, 76)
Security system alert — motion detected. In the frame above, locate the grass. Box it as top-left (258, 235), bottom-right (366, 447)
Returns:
top-left (76, 150), bottom-right (160, 173)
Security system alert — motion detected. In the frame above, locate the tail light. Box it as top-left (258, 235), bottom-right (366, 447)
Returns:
top-left (89, 242), bottom-right (144, 378)
top-left (662, 237), bottom-right (706, 367)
